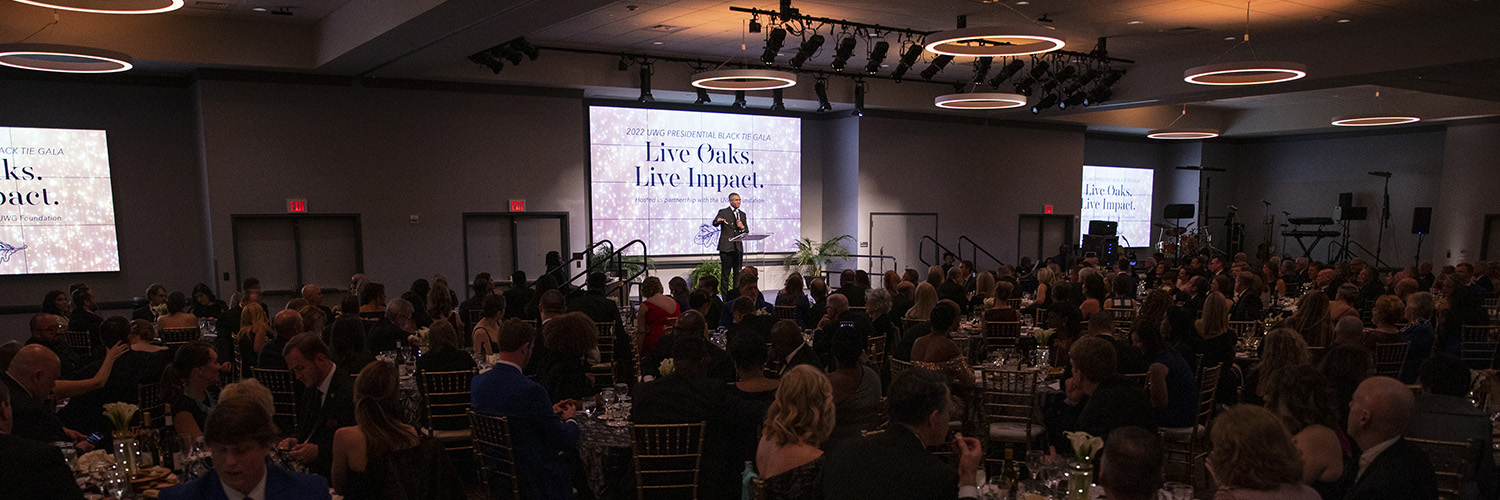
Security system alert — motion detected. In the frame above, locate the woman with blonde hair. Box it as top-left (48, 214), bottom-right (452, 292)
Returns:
top-left (235, 302), bottom-right (270, 374)
top-left (333, 360), bottom-right (464, 500)
top-left (926, 265), bottom-right (945, 288)
top-left (755, 364), bottom-right (835, 499)
top-left (1206, 405), bottom-right (1321, 500)
top-left (1034, 267), bottom-right (1056, 308)
top-left (1242, 328), bottom-right (1311, 406)
top-left (904, 282), bottom-right (939, 322)
top-left (1365, 295), bottom-right (1404, 345)
top-left (969, 272), bottom-right (997, 313)
top-left (1288, 291), bottom-right (1334, 347)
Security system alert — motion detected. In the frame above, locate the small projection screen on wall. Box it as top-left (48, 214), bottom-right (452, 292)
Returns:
top-left (588, 106), bottom-right (801, 255)
top-left (1081, 165), bottom-right (1154, 248)
top-left (0, 126), bottom-right (120, 275)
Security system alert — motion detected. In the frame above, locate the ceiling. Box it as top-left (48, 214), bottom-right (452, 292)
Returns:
top-left (1, 0), bottom-right (1498, 137)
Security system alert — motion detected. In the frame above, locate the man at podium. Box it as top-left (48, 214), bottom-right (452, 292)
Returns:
top-left (714, 192), bottom-right (748, 293)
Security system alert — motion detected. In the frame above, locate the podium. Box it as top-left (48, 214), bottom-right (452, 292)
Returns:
top-left (731, 232), bottom-right (772, 274)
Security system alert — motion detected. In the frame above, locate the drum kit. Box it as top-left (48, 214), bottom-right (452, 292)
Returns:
top-left (1154, 222), bottom-right (1205, 258)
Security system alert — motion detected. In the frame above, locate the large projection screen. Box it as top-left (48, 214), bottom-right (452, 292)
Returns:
top-left (0, 126), bottom-right (120, 275)
top-left (589, 106), bottom-right (801, 255)
top-left (1081, 165), bottom-right (1153, 248)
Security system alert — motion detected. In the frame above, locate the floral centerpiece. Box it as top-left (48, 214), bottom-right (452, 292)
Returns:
top-left (658, 358), bottom-right (675, 377)
top-left (102, 402), bottom-right (141, 477)
top-left (1064, 431), bottom-right (1104, 500)
top-left (1032, 328), bottom-right (1055, 347)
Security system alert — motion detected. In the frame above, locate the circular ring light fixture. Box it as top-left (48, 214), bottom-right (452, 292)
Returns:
top-left (1184, 61), bottom-right (1307, 85)
top-left (923, 26), bottom-right (1065, 57)
top-left (10, 0), bottom-right (184, 14)
top-left (934, 92), bottom-right (1028, 110)
top-left (1331, 115), bottom-right (1420, 127)
top-left (691, 69), bottom-right (796, 91)
top-left (1147, 128), bottom-right (1220, 140)
top-left (0, 43), bottom-right (133, 73)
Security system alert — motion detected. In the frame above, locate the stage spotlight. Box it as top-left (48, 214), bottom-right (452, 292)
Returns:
top-left (972, 57), bottom-right (992, 84)
top-left (695, 87), bottom-right (711, 105)
top-left (510, 37), bottom-right (540, 60)
top-left (1096, 69), bottom-right (1124, 88)
top-left (1058, 92), bottom-right (1086, 109)
top-left (988, 58), bottom-right (1024, 88)
top-left (1014, 75), bottom-right (1037, 96)
top-left (920, 54), bottom-right (954, 80)
top-left (1084, 86), bottom-right (1112, 105)
top-left (1052, 65), bottom-right (1077, 83)
top-left (733, 90), bottom-right (748, 109)
top-left (815, 79), bottom-right (832, 112)
top-left (772, 88), bottom-right (786, 111)
top-left (749, 16), bottom-right (761, 33)
top-left (788, 34), bottom-right (825, 68)
top-left (831, 36), bottom-right (858, 71)
top-left (468, 53), bottom-right (503, 74)
top-left (852, 81), bottom-right (866, 117)
top-left (865, 40), bottom-right (890, 74)
top-left (1028, 60), bottom-right (1050, 79)
top-left (617, 56), bottom-right (630, 71)
top-left (637, 64), bottom-right (654, 103)
top-left (761, 27), bottom-right (788, 65)
top-left (891, 43), bottom-right (923, 81)
top-left (1031, 93), bottom-right (1058, 114)
top-left (494, 45), bottom-right (524, 66)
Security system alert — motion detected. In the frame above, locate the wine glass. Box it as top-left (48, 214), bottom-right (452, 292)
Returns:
top-left (1025, 450), bottom-right (1046, 481)
top-left (105, 466), bottom-right (130, 498)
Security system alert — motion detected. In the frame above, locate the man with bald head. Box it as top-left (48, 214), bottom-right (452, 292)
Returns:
top-left (256, 309), bottom-right (305, 370)
top-left (0, 380), bottom-right (86, 499)
top-left (26, 313), bottom-right (79, 378)
top-left (300, 283), bottom-right (333, 320)
top-left (1345, 376), bottom-right (1437, 500)
top-left (3, 344), bottom-right (80, 445)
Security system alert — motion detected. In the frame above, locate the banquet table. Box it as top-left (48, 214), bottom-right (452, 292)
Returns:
top-left (577, 414), bottom-right (636, 500)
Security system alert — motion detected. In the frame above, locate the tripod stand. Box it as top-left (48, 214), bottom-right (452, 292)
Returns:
top-left (1370, 171), bottom-right (1393, 269)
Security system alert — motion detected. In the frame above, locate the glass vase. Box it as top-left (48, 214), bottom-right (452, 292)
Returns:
top-left (1066, 460), bottom-right (1093, 500)
top-left (112, 430), bottom-right (140, 478)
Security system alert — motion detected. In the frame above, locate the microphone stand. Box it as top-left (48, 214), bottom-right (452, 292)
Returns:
top-left (1373, 173), bottom-right (1392, 270)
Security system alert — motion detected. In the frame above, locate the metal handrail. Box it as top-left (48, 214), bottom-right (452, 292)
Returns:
top-left (957, 236), bottom-right (1006, 271)
top-left (814, 254), bottom-right (900, 285)
top-left (917, 236), bottom-right (958, 267)
top-left (565, 239), bottom-right (618, 284)
top-left (612, 239), bottom-right (650, 305)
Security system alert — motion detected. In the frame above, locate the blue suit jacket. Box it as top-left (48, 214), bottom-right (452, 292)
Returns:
top-left (160, 460), bottom-right (329, 500)
top-left (471, 363), bottom-right (580, 500)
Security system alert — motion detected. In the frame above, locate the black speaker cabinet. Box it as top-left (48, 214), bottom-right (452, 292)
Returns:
top-left (1088, 220), bottom-right (1118, 236)
top-left (1339, 192), bottom-right (1354, 208)
top-left (1082, 235), bottom-right (1119, 262)
top-left (1412, 207), bottom-right (1432, 234)
top-left (1336, 206), bottom-right (1368, 221)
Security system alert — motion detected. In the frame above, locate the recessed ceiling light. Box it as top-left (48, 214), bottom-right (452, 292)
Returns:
top-left (1016, 1), bottom-right (1029, 4)
top-left (252, 6), bottom-right (265, 11)
top-left (1337, 19), bottom-right (1351, 23)
top-left (0, 43), bottom-right (132, 73)
top-left (1185, 61), bottom-right (1307, 85)
top-left (652, 41), bottom-right (664, 45)
top-left (1127, 20), bottom-right (1143, 25)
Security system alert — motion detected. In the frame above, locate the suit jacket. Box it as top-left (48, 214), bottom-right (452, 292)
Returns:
top-left (2, 374), bottom-right (66, 443)
top-left (771, 344), bottom-right (822, 377)
top-left (0, 433), bottom-right (84, 500)
top-left (1229, 292), bottom-right (1264, 321)
top-left (823, 425), bottom-right (970, 500)
top-left (728, 314), bottom-right (778, 347)
top-left (159, 459), bottom-right (330, 500)
top-left (365, 317), bottom-right (408, 353)
top-left (296, 367), bottom-right (356, 477)
top-left (1345, 438), bottom-right (1437, 500)
top-left (631, 373), bottom-right (724, 424)
top-left (715, 206), bottom-right (748, 252)
top-left (471, 363), bottom-right (580, 500)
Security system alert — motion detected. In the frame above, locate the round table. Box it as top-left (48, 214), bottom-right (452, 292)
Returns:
top-left (577, 415), bottom-right (635, 500)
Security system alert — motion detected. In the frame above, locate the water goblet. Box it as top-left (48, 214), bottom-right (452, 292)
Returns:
top-left (1025, 450), bottom-right (1046, 481)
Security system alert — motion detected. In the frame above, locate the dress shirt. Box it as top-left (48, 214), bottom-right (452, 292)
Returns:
top-left (784, 344), bottom-right (806, 365)
top-left (220, 470), bottom-right (267, 500)
top-left (315, 363), bottom-right (338, 406)
top-left (1357, 436), bottom-right (1401, 480)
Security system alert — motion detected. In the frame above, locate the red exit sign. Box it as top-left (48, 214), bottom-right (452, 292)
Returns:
top-left (288, 199), bottom-right (307, 213)
top-left (509, 200), bottom-right (526, 212)
top-left (1044, 205), bottom-right (1054, 214)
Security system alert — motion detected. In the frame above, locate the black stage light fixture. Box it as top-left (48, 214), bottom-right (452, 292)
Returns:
top-left (761, 27), bottom-right (788, 65)
top-left (920, 54), bottom-right (954, 80)
top-left (494, 45), bottom-right (524, 66)
top-left (1084, 86), bottom-right (1112, 106)
top-left (852, 81), bottom-right (866, 117)
top-left (617, 56), bottom-right (630, 71)
top-left (749, 17), bottom-right (762, 33)
top-left (771, 88), bottom-right (786, 111)
top-left (789, 34), bottom-right (824, 68)
top-left (510, 37), bottom-right (540, 60)
top-left (468, 53), bottom-right (503, 74)
top-left (972, 56), bottom-right (992, 84)
top-left (865, 40), bottom-right (890, 74)
top-left (815, 78), bottom-right (832, 112)
top-left (891, 43), bottom-right (923, 81)
top-left (1052, 65), bottom-right (1077, 83)
top-left (1096, 69), bottom-right (1124, 88)
top-left (695, 87), bottom-right (712, 105)
top-left (1058, 92), bottom-right (1086, 109)
top-left (733, 90), bottom-right (748, 109)
top-left (831, 36), bottom-right (858, 71)
top-left (1031, 93), bottom-right (1059, 114)
top-left (1014, 75), bottom-right (1037, 96)
top-left (987, 58), bottom-right (1026, 88)
top-left (638, 64), bottom-right (654, 103)
top-left (1028, 60), bottom-right (1051, 79)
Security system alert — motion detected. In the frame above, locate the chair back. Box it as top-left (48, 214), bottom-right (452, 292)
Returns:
top-left (417, 369), bottom-right (476, 436)
top-left (901, 317), bottom-right (925, 334)
top-left (1187, 363), bottom-right (1223, 448)
top-left (1227, 321), bottom-right (1261, 340)
top-left (747, 472), bottom-right (767, 500)
top-left (979, 369), bottom-right (1041, 438)
top-left (1407, 437), bottom-right (1481, 500)
top-left (774, 305), bottom-right (798, 321)
top-left (1123, 372), bottom-right (1149, 390)
top-left (866, 334), bottom-right (887, 371)
top-left (468, 411), bottom-right (521, 500)
top-left (593, 321), bottom-right (618, 387)
top-left (158, 327), bottom-right (201, 348)
top-left (1459, 325), bottom-right (1499, 369)
top-left (630, 422), bottom-right (707, 500)
top-left (64, 330), bottom-right (94, 354)
top-left (1372, 342), bottom-right (1410, 378)
top-left (983, 321), bottom-right (1021, 351)
top-left (137, 382), bottom-right (168, 429)
top-left (849, 306), bottom-right (866, 315)
top-left (1033, 308), bottom-right (1048, 326)
top-left (889, 357), bottom-right (912, 382)
top-left (252, 367), bottom-right (301, 435)
top-left (1007, 298), bottom-right (1022, 310)
top-left (1106, 307), bottom-right (1136, 324)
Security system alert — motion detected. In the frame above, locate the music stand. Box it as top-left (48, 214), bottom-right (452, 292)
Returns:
top-left (731, 233), bottom-right (772, 274)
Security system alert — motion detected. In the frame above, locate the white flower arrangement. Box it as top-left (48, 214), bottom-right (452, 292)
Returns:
top-left (102, 402), bottom-right (139, 432)
top-left (1065, 431), bottom-right (1104, 463)
top-left (658, 358), bottom-right (675, 376)
top-left (1033, 328), bottom-right (1056, 346)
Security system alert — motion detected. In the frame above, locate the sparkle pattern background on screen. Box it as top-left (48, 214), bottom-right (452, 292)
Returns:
top-left (590, 106), bottom-right (801, 255)
top-left (0, 127), bottom-right (121, 275)
top-left (1081, 165), bottom-right (1154, 248)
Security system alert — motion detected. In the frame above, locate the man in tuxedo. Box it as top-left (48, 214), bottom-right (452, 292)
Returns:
top-left (162, 397), bottom-right (330, 500)
top-left (275, 334), bottom-right (355, 478)
top-left (132, 283), bottom-right (168, 322)
top-left (728, 296), bottom-right (778, 347)
top-left (1228, 273), bottom-right (1264, 321)
top-left (471, 319), bottom-right (581, 500)
top-left (714, 192), bottom-right (748, 294)
top-left (720, 273), bottom-right (774, 327)
top-left (1049, 337), bottom-right (1155, 452)
top-left (814, 293), bottom-right (874, 365)
top-left (366, 298), bottom-right (414, 353)
top-left (0, 381), bottom-right (86, 500)
top-left (256, 309), bottom-right (303, 370)
top-left (1345, 376), bottom-right (1437, 500)
top-left (768, 319), bottom-right (820, 377)
top-left (823, 368), bottom-right (982, 500)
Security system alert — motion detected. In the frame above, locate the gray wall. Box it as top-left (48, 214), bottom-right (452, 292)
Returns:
top-left (1436, 121), bottom-right (1500, 264)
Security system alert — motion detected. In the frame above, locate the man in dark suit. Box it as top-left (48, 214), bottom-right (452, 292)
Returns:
top-left (471, 319), bottom-right (581, 500)
top-left (0, 381), bottom-right (86, 500)
top-left (275, 334), bottom-right (355, 478)
top-left (1228, 273), bottom-right (1264, 321)
top-left (813, 293), bottom-right (874, 365)
top-left (68, 286), bottom-right (104, 340)
top-left (215, 279), bottom-right (263, 343)
top-left (1346, 376), bottom-right (1438, 500)
top-left (832, 269), bottom-right (868, 309)
top-left (768, 319), bottom-right (820, 377)
top-left (1049, 337), bottom-right (1156, 453)
top-left (4, 344), bottom-right (77, 445)
top-left (162, 396), bottom-right (330, 500)
top-left (131, 283), bottom-right (168, 322)
top-left (25, 313), bottom-right (80, 380)
top-left (366, 298), bottom-right (414, 353)
top-left (633, 335), bottom-right (725, 424)
top-left (502, 270), bottom-right (535, 320)
top-left (823, 368), bottom-right (982, 500)
top-left (727, 296), bottom-right (778, 347)
top-left (459, 273), bottom-right (493, 325)
top-left (256, 309), bottom-right (303, 370)
top-left (299, 283), bottom-right (335, 322)
top-left (937, 267), bottom-right (968, 313)
top-left (713, 192), bottom-right (748, 294)
top-left (720, 274), bottom-right (774, 328)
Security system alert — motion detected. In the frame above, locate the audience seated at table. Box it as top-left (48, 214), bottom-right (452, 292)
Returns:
top-left (1206, 404), bottom-right (1322, 500)
top-left (703, 333), bottom-right (780, 499)
top-left (331, 360), bottom-right (464, 500)
top-left (471, 318), bottom-right (581, 500)
top-left (1132, 294), bottom-right (1196, 429)
top-left (822, 368), bottom-right (983, 500)
top-left (161, 392), bottom-right (331, 500)
top-left (367, 298), bottom-right (415, 354)
top-left (981, 282), bottom-right (1020, 325)
top-left (910, 301), bottom-right (975, 415)
top-left (776, 273), bottom-right (813, 328)
top-left (1344, 376), bottom-right (1439, 500)
top-left (865, 288), bottom-right (898, 344)
top-left (729, 295), bottom-right (779, 347)
top-left (754, 364), bottom-right (833, 500)
top-left (0, 379), bottom-right (84, 500)
top-left (1365, 295), bottom-right (1405, 343)
top-left (1399, 292), bottom-right (1437, 384)
top-left (1174, 295), bottom-right (1237, 403)
top-left (1262, 363), bottom-right (1352, 499)
top-left (158, 292), bottom-right (202, 330)
top-left (1288, 291), bottom-right (1334, 348)
top-left (257, 309), bottom-right (304, 370)
top-left (416, 318), bottom-right (478, 375)
top-left (892, 280), bottom-right (916, 321)
top-left (833, 269), bottom-right (869, 309)
top-left (769, 319), bottom-right (820, 377)
top-left (1080, 273), bottom-right (1108, 318)
top-left (1319, 343), bottom-right (1374, 423)
top-left (1242, 328), bottom-right (1310, 406)
top-left (470, 295), bottom-right (505, 357)
top-left (1438, 285), bottom-right (1487, 359)
top-left (1409, 356), bottom-right (1497, 500)
top-left (632, 335), bottom-right (723, 424)
top-left (277, 333), bottom-right (357, 477)
top-left (1096, 426), bottom-right (1163, 500)
top-left (813, 293), bottom-right (874, 364)
top-left (26, 311), bottom-right (84, 380)
top-left (1085, 312), bottom-right (1147, 376)
top-left (1229, 272), bottom-right (1265, 321)
top-left (329, 317), bottom-right (374, 373)
top-left (157, 341), bottom-right (222, 442)
top-left (642, 311), bottom-right (735, 382)
top-left (4, 344), bottom-right (85, 446)
top-left (535, 312), bottom-right (601, 402)
top-left (825, 325), bottom-right (882, 451)
top-left (57, 318), bottom-right (163, 434)
top-left (1048, 336), bottom-right (1155, 452)
top-left (636, 276), bottom-right (680, 360)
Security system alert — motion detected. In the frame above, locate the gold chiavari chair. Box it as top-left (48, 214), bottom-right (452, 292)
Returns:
top-left (468, 411), bottom-right (521, 500)
top-left (631, 422), bottom-right (707, 500)
top-left (1033, 308), bottom-right (1048, 327)
top-left (417, 369), bottom-right (477, 453)
top-left (137, 382), bottom-right (168, 429)
top-left (889, 357), bottom-right (913, 382)
top-left (1227, 321), bottom-right (1261, 340)
top-left (593, 321), bottom-right (618, 388)
top-left (1106, 307), bottom-right (1136, 326)
top-left (980, 369), bottom-right (1045, 475)
top-left (1407, 437), bottom-right (1482, 500)
top-left (65, 330), bottom-right (94, 354)
top-left (983, 321), bottom-right (1021, 352)
top-left (1163, 363), bottom-right (1222, 490)
top-left (252, 367), bottom-right (301, 435)
top-left (1372, 342), bottom-right (1411, 379)
top-left (866, 334), bottom-right (887, 372)
top-left (774, 305), bottom-right (798, 321)
top-left (1459, 325), bottom-right (1500, 369)
top-left (158, 327), bottom-right (201, 349)
top-left (1007, 298), bottom-right (1022, 310)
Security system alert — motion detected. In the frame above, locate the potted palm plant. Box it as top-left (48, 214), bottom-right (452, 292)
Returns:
top-left (784, 235), bottom-right (853, 285)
